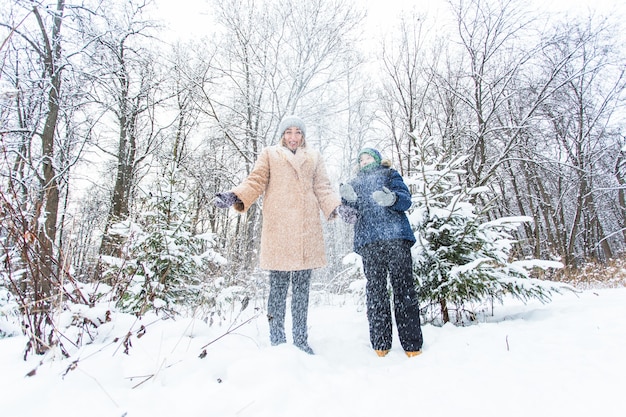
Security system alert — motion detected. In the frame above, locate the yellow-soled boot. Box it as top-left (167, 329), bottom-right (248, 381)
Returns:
top-left (375, 349), bottom-right (390, 357)
top-left (405, 350), bottom-right (422, 357)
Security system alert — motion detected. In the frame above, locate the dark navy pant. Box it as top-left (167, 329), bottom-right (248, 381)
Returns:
top-left (360, 239), bottom-right (423, 352)
top-left (267, 269), bottom-right (311, 346)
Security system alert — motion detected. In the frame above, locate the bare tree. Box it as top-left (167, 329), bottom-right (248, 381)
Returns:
top-left (0, 0), bottom-right (94, 354)
top-left (376, 0), bottom-right (626, 268)
top-left (197, 0), bottom-right (366, 276)
top-left (79, 1), bottom-right (173, 268)
top-left (528, 17), bottom-right (626, 264)
top-left (378, 11), bottom-right (441, 175)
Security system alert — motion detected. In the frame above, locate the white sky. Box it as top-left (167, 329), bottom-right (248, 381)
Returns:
top-left (153, 0), bottom-right (624, 42)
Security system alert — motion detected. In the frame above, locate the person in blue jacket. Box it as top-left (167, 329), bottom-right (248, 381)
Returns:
top-left (340, 148), bottom-right (423, 357)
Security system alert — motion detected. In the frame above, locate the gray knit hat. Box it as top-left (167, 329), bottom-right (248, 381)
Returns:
top-left (278, 115), bottom-right (306, 138)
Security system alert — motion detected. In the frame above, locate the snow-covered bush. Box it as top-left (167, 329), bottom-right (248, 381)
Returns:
top-left (408, 133), bottom-right (567, 324)
top-left (0, 285), bottom-right (21, 338)
top-left (102, 165), bottom-right (226, 316)
top-left (337, 252), bottom-right (367, 310)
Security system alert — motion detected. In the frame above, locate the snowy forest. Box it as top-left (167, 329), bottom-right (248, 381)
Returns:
top-left (1, 0), bottom-right (626, 359)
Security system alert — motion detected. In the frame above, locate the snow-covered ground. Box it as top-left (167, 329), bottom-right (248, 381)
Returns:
top-left (1, 286), bottom-right (624, 417)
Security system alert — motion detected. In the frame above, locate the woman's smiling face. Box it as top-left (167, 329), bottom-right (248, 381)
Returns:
top-left (283, 127), bottom-right (303, 151)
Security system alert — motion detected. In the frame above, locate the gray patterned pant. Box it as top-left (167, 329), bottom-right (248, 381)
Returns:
top-left (267, 269), bottom-right (312, 346)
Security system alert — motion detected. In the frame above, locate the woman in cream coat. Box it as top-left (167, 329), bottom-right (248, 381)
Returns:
top-left (213, 115), bottom-right (353, 354)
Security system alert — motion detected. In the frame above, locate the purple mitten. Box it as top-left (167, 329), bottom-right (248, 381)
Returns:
top-left (336, 204), bottom-right (358, 224)
top-left (213, 192), bottom-right (239, 209)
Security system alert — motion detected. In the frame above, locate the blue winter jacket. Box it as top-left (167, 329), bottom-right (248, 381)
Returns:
top-left (343, 166), bottom-right (416, 254)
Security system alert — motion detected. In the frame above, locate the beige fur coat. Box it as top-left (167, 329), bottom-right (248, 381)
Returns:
top-left (231, 144), bottom-right (341, 271)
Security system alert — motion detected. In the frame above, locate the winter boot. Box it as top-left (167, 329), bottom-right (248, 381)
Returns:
top-left (375, 349), bottom-right (390, 357)
top-left (405, 350), bottom-right (422, 357)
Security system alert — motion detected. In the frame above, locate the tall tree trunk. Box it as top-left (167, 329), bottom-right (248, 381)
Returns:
top-left (31, 0), bottom-right (66, 354)
top-left (440, 298), bottom-right (450, 324)
top-left (614, 149), bottom-right (626, 243)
